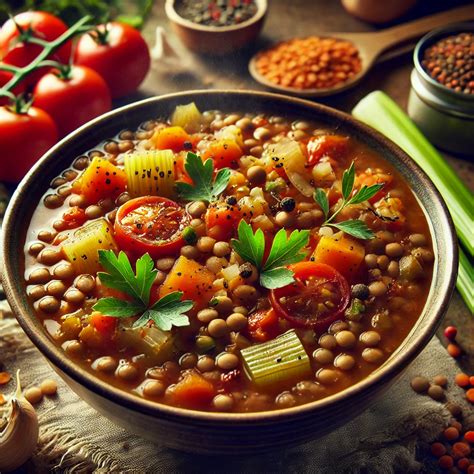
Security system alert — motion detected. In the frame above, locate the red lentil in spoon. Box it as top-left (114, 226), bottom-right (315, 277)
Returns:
top-left (421, 32), bottom-right (474, 94)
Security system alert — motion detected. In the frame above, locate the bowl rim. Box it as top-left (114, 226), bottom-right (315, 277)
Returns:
top-left (413, 21), bottom-right (474, 102)
top-left (165, 0), bottom-right (268, 33)
top-left (1, 89), bottom-right (457, 424)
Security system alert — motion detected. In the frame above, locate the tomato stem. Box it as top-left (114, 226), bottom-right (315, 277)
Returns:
top-left (0, 15), bottom-right (93, 106)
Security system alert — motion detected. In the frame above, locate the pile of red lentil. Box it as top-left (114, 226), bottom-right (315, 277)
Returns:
top-left (422, 32), bottom-right (474, 95)
top-left (254, 36), bottom-right (362, 90)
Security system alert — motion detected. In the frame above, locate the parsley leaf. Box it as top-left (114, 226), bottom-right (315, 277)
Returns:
top-left (93, 250), bottom-right (193, 331)
top-left (314, 161), bottom-right (384, 240)
top-left (231, 220), bottom-right (309, 289)
top-left (176, 152), bottom-right (231, 203)
top-left (331, 220), bottom-right (375, 240)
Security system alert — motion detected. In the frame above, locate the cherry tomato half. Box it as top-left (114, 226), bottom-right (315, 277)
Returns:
top-left (270, 262), bottom-right (350, 332)
top-left (0, 105), bottom-right (58, 183)
top-left (33, 65), bottom-right (111, 138)
top-left (114, 196), bottom-right (191, 259)
top-left (74, 22), bottom-right (150, 99)
top-left (0, 12), bottom-right (71, 85)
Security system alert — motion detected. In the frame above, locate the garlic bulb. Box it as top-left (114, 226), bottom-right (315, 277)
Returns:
top-left (0, 371), bottom-right (39, 471)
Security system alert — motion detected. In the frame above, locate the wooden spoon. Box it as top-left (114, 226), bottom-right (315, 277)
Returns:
top-left (249, 5), bottom-right (474, 97)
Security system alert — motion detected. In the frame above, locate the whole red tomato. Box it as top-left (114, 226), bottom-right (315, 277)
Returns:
top-left (0, 106), bottom-right (58, 183)
top-left (0, 12), bottom-right (72, 85)
top-left (74, 22), bottom-right (150, 99)
top-left (33, 65), bottom-right (112, 138)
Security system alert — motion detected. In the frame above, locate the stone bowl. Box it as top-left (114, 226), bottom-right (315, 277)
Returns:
top-left (0, 90), bottom-right (457, 454)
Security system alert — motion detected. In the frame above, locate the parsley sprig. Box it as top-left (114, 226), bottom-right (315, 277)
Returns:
top-left (93, 250), bottom-right (193, 331)
top-left (231, 220), bottom-right (309, 289)
top-left (314, 161), bottom-right (384, 240)
top-left (176, 152), bottom-right (231, 203)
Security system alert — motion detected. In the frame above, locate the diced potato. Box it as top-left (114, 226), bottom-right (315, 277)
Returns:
top-left (62, 219), bottom-right (117, 274)
top-left (171, 102), bottom-right (202, 133)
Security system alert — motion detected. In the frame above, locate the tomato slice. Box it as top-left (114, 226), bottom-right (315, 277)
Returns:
top-left (114, 196), bottom-right (190, 258)
top-left (270, 262), bottom-right (350, 331)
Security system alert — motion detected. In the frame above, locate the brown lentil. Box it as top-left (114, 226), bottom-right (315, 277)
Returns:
top-left (24, 386), bottom-right (43, 404)
top-left (422, 32), bottom-right (474, 94)
top-left (143, 380), bottom-right (165, 397)
top-left (410, 376), bottom-right (430, 393)
top-left (40, 379), bottom-right (58, 396)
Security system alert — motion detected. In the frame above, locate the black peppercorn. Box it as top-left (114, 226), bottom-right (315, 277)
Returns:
top-left (280, 197), bottom-right (296, 212)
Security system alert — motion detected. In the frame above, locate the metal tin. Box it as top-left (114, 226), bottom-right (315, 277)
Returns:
top-left (408, 22), bottom-right (474, 156)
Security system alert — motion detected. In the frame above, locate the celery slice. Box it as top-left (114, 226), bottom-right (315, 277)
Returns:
top-left (352, 91), bottom-right (473, 313)
top-left (171, 102), bottom-right (202, 133)
top-left (62, 219), bottom-right (117, 274)
top-left (124, 150), bottom-right (175, 198)
top-left (241, 330), bottom-right (312, 388)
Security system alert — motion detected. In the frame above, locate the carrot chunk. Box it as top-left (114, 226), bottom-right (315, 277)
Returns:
top-left (172, 371), bottom-right (216, 408)
top-left (203, 139), bottom-right (243, 169)
top-left (152, 126), bottom-right (191, 153)
top-left (159, 256), bottom-right (214, 308)
top-left (313, 232), bottom-right (365, 281)
top-left (73, 156), bottom-right (127, 203)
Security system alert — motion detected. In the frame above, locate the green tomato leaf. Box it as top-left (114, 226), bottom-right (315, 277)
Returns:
top-left (93, 297), bottom-right (145, 318)
top-left (330, 220), bottom-right (375, 239)
top-left (260, 267), bottom-right (295, 289)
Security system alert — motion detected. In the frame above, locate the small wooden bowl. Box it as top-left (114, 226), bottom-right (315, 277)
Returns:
top-left (165, 0), bottom-right (267, 55)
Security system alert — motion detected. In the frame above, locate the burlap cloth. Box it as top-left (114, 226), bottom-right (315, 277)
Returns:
top-left (0, 295), bottom-right (472, 474)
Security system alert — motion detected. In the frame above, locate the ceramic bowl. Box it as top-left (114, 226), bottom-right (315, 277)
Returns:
top-left (1, 90), bottom-right (457, 454)
top-left (165, 0), bottom-right (267, 55)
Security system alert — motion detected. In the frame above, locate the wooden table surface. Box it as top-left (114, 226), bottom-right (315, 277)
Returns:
top-left (128, 0), bottom-right (474, 371)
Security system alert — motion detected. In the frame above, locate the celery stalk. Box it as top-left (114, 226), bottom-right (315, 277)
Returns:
top-left (352, 91), bottom-right (473, 312)
top-left (241, 330), bottom-right (312, 388)
top-left (352, 91), bottom-right (473, 257)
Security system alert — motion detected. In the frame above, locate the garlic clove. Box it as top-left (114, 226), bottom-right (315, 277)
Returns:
top-left (0, 371), bottom-right (39, 472)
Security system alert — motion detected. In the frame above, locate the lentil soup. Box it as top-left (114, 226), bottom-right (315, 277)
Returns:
top-left (24, 103), bottom-right (434, 413)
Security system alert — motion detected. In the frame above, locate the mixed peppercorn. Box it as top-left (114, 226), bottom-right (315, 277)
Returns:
top-left (175, 0), bottom-right (258, 27)
top-left (422, 32), bottom-right (474, 95)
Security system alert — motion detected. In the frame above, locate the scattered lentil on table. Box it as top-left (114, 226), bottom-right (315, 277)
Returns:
top-left (255, 36), bottom-right (362, 90)
top-left (422, 32), bottom-right (474, 94)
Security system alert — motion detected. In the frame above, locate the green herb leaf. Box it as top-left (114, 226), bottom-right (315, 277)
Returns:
top-left (341, 161), bottom-right (355, 200)
top-left (348, 184), bottom-right (384, 205)
top-left (94, 250), bottom-right (192, 331)
top-left (313, 161), bottom-right (384, 240)
top-left (231, 220), bottom-right (265, 269)
top-left (97, 250), bottom-right (153, 302)
top-left (231, 220), bottom-right (309, 289)
top-left (330, 220), bottom-right (375, 239)
top-left (93, 297), bottom-right (145, 318)
top-left (314, 188), bottom-right (329, 219)
top-left (176, 152), bottom-right (231, 203)
top-left (263, 228), bottom-right (310, 271)
top-left (260, 267), bottom-right (295, 289)
top-left (147, 291), bottom-right (193, 331)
